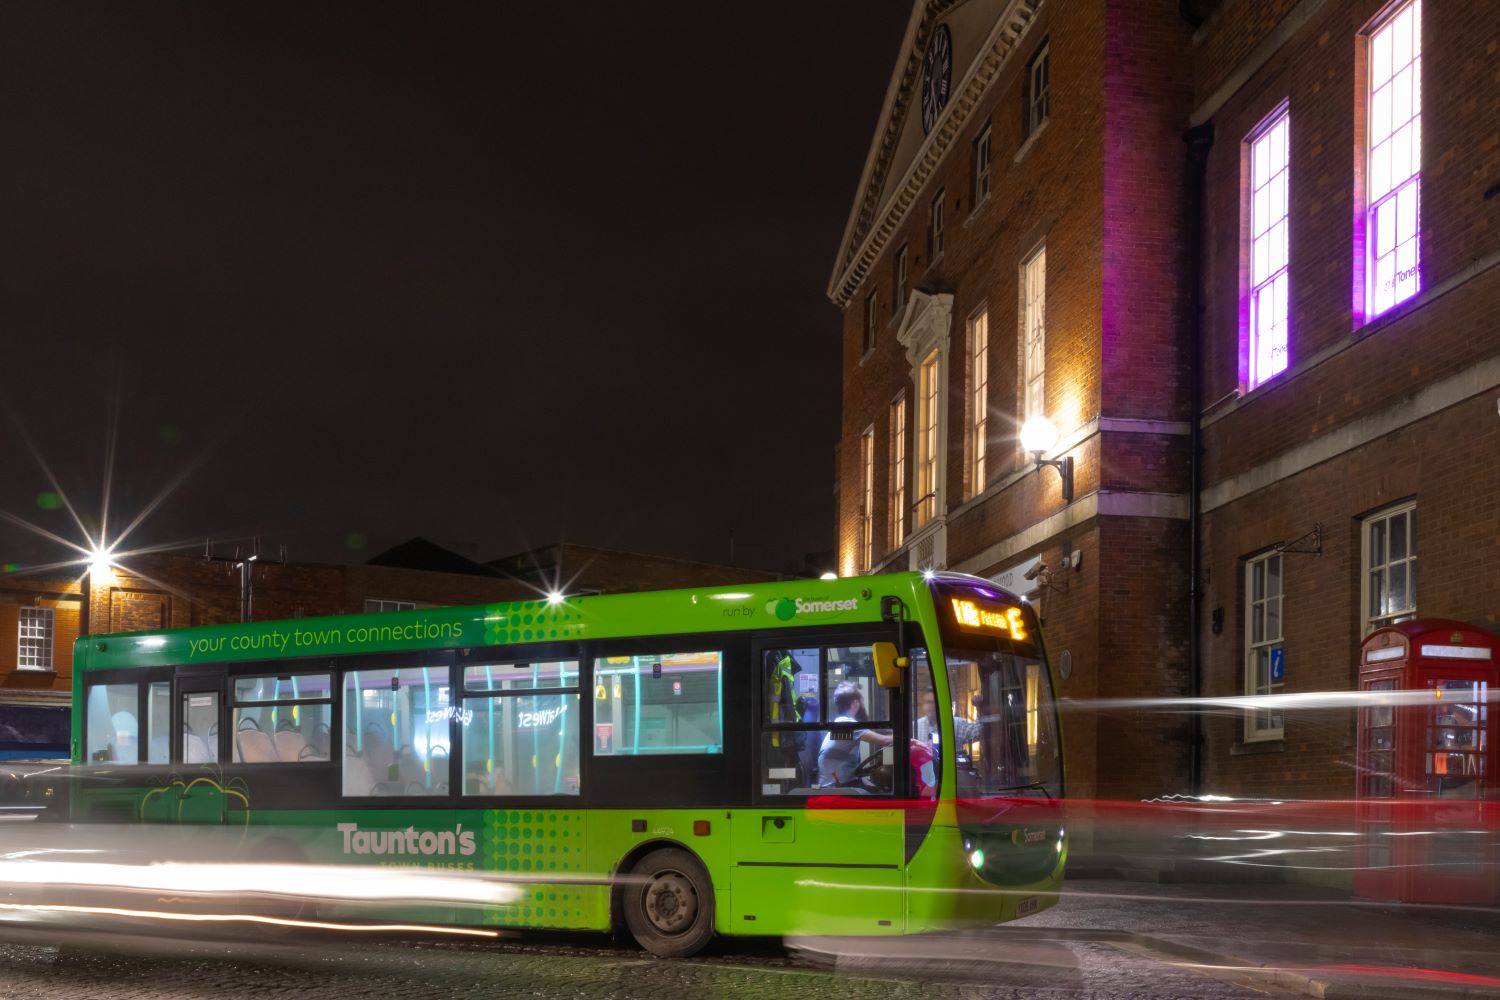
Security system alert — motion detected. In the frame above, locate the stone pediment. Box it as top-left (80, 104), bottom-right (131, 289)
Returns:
top-left (828, 0), bottom-right (1044, 308)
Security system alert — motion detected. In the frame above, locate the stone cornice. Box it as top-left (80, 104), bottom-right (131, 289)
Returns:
top-left (828, 0), bottom-right (1044, 309)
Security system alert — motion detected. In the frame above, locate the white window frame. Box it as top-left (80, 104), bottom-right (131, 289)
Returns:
top-left (859, 425), bottom-right (875, 572)
top-left (364, 599), bottom-right (416, 614)
top-left (1362, 501), bottom-right (1417, 635)
top-left (17, 607), bottom-right (54, 672)
top-left (889, 394), bottom-right (908, 549)
top-left (1247, 105), bottom-right (1290, 388)
top-left (929, 191), bottom-right (945, 262)
top-left (1365, 0), bottom-right (1421, 318)
top-left (1027, 42), bottom-right (1050, 135)
top-left (966, 307), bottom-right (989, 498)
top-left (1244, 552), bottom-right (1285, 741)
top-left (893, 244), bottom-right (909, 315)
top-left (973, 125), bottom-right (992, 206)
top-left (1021, 245), bottom-right (1047, 422)
top-left (914, 349), bottom-right (940, 529)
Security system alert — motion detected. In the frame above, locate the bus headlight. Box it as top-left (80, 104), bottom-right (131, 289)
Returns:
top-left (969, 848), bottom-right (985, 869)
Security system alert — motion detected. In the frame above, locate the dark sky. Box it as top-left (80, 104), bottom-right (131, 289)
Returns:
top-left (0, 1), bottom-right (911, 576)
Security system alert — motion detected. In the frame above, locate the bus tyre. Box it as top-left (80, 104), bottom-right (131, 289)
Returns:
top-left (623, 848), bottom-right (715, 958)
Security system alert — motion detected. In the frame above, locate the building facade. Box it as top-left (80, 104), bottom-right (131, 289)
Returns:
top-left (832, 0), bottom-right (1499, 803)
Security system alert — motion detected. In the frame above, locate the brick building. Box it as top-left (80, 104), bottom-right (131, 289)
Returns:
top-left (831, 0), bottom-right (1499, 802)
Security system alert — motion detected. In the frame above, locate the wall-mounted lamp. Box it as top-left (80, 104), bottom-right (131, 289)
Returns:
top-left (1019, 416), bottom-right (1074, 503)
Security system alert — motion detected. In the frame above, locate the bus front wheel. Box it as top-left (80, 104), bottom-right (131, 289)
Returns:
top-left (623, 847), bottom-right (715, 958)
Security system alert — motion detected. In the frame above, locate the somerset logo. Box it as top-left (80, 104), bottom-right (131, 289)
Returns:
top-left (766, 596), bottom-right (860, 622)
top-left (338, 822), bottom-right (477, 857)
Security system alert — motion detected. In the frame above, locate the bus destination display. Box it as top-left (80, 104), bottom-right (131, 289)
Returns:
top-left (948, 597), bottom-right (1028, 641)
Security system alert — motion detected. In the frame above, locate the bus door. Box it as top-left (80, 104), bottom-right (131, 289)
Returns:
top-left (732, 639), bottom-right (907, 936)
top-left (146, 668), bottom-right (241, 826)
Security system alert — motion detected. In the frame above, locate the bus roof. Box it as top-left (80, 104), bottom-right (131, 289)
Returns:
top-left (73, 571), bottom-right (1011, 673)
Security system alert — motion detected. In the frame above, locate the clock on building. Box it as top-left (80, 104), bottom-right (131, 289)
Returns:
top-left (920, 24), bottom-right (952, 134)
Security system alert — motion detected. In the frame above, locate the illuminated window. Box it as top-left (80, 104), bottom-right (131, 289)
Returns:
top-left (859, 425), bottom-right (875, 572)
top-left (232, 673), bottom-right (333, 764)
top-left (889, 394), bottom-right (908, 548)
top-left (343, 664), bottom-right (452, 796)
top-left (914, 350), bottom-right (940, 528)
top-left (592, 651), bottom-right (723, 756)
top-left (1366, 0), bottom-right (1421, 317)
top-left (85, 682), bottom-right (140, 765)
top-left (17, 607), bottom-right (53, 671)
top-left (973, 124), bottom-right (992, 205)
top-left (863, 290), bottom-right (877, 354)
top-left (461, 660), bottom-right (580, 796)
top-left (364, 599), bottom-right (415, 614)
top-left (929, 191), bottom-right (945, 261)
top-left (966, 307), bottom-right (989, 497)
top-left (1244, 552), bottom-right (1284, 741)
top-left (1026, 42), bottom-right (1049, 136)
top-left (1021, 246), bottom-right (1046, 421)
top-left (1247, 106), bottom-right (1290, 387)
top-left (1363, 502), bottom-right (1417, 634)
top-left (893, 244), bottom-right (909, 315)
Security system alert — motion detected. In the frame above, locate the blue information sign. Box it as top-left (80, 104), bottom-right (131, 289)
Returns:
top-left (1270, 647), bottom-right (1285, 682)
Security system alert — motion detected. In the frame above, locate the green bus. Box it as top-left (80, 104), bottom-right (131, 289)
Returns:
top-left (61, 571), bottom-right (1065, 955)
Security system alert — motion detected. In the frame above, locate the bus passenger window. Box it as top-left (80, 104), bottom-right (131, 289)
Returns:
top-left (460, 661), bottom-right (580, 796)
top-left (909, 649), bottom-right (938, 800)
top-left (592, 651), bottom-right (723, 756)
top-left (342, 666), bottom-right (450, 796)
top-left (85, 683), bottom-right (139, 765)
top-left (231, 673), bottom-right (333, 764)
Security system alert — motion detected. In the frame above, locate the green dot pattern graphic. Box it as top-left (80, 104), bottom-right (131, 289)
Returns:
top-left (483, 601), bottom-right (585, 645)
top-left (482, 809), bottom-right (588, 927)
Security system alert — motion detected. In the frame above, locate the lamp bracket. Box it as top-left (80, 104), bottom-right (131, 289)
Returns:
top-left (1275, 523), bottom-right (1323, 557)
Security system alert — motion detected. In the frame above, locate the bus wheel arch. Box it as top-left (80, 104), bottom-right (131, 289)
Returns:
top-left (611, 840), bottom-right (716, 958)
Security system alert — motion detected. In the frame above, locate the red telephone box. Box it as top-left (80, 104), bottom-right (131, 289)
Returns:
top-left (1355, 619), bottom-right (1498, 904)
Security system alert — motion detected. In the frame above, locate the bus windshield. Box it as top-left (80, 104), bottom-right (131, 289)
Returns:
top-left (943, 647), bottom-right (1061, 800)
top-left (930, 579), bottom-right (1063, 800)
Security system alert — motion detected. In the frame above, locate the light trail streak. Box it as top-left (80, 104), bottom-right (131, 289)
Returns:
top-left (0, 901), bottom-right (501, 938)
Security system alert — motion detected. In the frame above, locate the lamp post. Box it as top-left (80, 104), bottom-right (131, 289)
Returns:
top-left (1019, 416), bottom-right (1074, 503)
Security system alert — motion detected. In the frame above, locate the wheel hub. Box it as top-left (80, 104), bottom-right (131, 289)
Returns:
top-left (643, 870), bottom-right (697, 934)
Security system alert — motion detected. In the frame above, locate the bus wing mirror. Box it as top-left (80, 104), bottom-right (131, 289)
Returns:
top-left (872, 641), bottom-right (908, 688)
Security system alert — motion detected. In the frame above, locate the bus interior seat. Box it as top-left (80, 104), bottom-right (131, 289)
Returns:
top-left (343, 745), bottom-right (378, 796)
top-left (236, 728), bottom-right (278, 763)
top-left (274, 729), bottom-right (309, 762)
top-left (183, 731), bottom-right (214, 764)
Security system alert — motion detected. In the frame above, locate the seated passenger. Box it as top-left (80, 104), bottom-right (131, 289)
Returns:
top-left (817, 681), bottom-right (892, 787)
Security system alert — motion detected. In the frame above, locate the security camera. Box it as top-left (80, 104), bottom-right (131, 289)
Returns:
top-left (1023, 561), bottom-right (1047, 582)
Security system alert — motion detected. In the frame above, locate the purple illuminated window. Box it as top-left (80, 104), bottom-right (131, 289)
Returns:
top-left (1366, 0), bottom-right (1421, 317)
top-left (1248, 108), bottom-right (1290, 387)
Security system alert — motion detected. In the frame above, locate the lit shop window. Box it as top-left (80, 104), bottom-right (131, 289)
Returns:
top-left (1366, 0), bottom-right (1421, 317)
top-left (1248, 107), bottom-right (1290, 387)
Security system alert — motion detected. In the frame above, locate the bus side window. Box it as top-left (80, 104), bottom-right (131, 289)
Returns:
top-left (85, 683), bottom-right (140, 765)
top-left (909, 649), bottom-right (939, 800)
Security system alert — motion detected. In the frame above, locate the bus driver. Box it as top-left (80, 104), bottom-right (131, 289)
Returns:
top-left (817, 680), bottom-right (893, 787)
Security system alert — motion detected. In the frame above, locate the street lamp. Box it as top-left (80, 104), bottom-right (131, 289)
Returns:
top-left (1019, 416), bottom-right (1074, 503)
top-left (89, 547), bottom-right (113, 581)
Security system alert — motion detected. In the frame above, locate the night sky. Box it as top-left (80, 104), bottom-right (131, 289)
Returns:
top-left (0, 2), bottom-right (912, 576)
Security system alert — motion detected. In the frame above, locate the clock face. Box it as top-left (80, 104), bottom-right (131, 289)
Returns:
top-left (920, 24), bottom-right (952, 135)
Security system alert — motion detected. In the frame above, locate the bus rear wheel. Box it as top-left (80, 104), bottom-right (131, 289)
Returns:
top-left (622, 847), bottom-right (715, 958)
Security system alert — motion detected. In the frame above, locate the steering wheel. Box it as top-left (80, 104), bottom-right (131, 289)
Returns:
top-left (841, 748), bottom-right (893, 794)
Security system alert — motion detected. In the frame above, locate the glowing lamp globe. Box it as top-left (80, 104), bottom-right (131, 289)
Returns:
top-left (1019, 416), bottom-right (1059, 456)
top-left (90, 548), bottom-right (113, 580)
